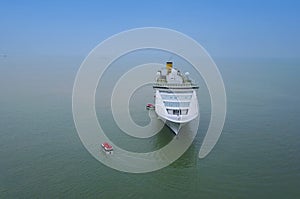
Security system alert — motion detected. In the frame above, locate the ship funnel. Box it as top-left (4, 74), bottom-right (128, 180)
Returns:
top-left (166, 62), bottom-right (173, 73)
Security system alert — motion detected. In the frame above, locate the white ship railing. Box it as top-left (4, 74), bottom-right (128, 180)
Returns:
top-left (153, 83), bottom-right (198, 88)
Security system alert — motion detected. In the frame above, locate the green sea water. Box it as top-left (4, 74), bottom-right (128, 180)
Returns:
top-left (1, 57), bottom-right (300, 198)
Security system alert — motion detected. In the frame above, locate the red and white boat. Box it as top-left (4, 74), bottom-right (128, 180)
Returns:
top-left (101, 142), bottom-right (113, 154)
top-left (146, 103), bottom-right (155, 110)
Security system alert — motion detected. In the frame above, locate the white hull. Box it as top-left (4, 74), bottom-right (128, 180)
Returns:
top-left (165, 120), bottom-right (182, 135)
top-left (154, 88), bottom-right (198, 134)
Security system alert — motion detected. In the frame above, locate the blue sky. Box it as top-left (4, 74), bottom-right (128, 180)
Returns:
top-left (1, 0), bottom-right (299, 58)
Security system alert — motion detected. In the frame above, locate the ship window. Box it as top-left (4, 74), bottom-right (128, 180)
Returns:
top-left (181, 109), bottom-right (188, 115)
top-left (166, 109), bottom-right (189, 115)
top-left (160, 91), bottom-right (193, 94)
top-left (173, 110), bottom-right (180, 115)
top-left (180, 102), bottom-right (190, 107)
top-left (161, 95), bottom-right (175, 100)
top-left (167, 109), bottom-right (173, 114)
top-left (163, 101), bottom-right (190, 107)
top-left (161, 94), bottom-right (192, 100)
top-left (178, 95), bottom-right (192, 100)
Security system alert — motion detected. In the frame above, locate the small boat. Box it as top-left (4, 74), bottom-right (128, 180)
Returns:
top-left (146, 103), bottom-right (155, 110)
top-left (101, 142), bottom-right (113, 154)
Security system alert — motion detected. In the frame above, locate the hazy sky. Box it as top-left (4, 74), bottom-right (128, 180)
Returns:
top-left (1, 0), bottom-right (299, 59)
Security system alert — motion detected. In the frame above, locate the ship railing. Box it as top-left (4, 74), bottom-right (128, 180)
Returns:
top-left (153, 82), bottom-right (198, 88)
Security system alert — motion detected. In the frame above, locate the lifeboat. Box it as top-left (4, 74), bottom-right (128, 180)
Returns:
top-left (101, 142), bottom-right (113, 154)
top-left (146, 103), bottom-right (155, 110)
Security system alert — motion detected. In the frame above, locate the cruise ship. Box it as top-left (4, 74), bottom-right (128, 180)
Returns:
top-left (153, 62), bottom-right (199, 134)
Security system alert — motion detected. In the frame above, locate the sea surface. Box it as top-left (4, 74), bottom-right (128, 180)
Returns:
top-left (0, 56), bottom-right (300, 198)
